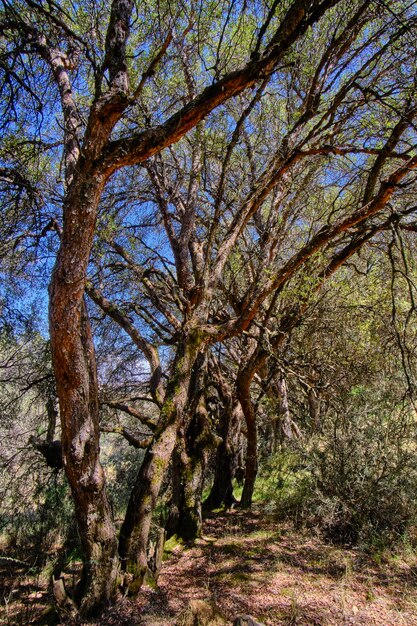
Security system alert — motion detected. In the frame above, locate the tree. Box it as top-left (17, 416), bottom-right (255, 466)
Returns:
top-left (2, 0), bottom-right (417, 616)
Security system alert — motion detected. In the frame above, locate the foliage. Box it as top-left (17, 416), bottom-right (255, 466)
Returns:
top-left (258, 394), bottom-right (417, 549)
top-left (259, 250), bottom-right (417, 547)
top-left (101, 435), bottom-right (146, 519)
top-left (305, 397), bottom-right (417, 546)
top-left (255, 449), bottom-right (312, 519)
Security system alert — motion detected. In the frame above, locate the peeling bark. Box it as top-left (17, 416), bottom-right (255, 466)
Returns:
top-left (49, 174), bottom-right (119, 616)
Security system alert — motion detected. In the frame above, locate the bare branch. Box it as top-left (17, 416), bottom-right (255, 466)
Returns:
top-left (86, 282), bottom-right (164, 406)
top-left (101, 426), bottom-right (153, 448)
top-left (101, 401), bottom-right (158, 431)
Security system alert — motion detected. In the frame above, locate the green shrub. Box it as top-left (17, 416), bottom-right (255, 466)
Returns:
top-left (256, 450), bottom-right (312, 519)
top-left (1, 472), bottom-right (79, 568)
top-left (305, 403), bottom-right (417, 546)
top-left (262, 399), bottom-right (417, 548)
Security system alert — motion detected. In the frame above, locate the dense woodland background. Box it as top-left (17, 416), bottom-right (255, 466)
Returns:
top-left (2, 0), bottom-right (417, 623)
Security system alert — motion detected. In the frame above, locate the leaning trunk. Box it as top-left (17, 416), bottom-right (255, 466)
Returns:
top-left (118, 331), bottom-right (203, 592)
top-left (49, 176), bottom-right (118, 616)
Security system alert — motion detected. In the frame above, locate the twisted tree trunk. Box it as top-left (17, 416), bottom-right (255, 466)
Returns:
top-left (167, 393), bottom-right (218, 540)
top-left (118, 329), bottom-right (205, 592)
top-left (49, 177), bottom-right (119, 616)
top-left (204, 398), bottom-right (243, 510)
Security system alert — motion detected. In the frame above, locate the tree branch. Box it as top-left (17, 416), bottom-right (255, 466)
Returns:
top-left (102, 401), bottom-right (158, 431)
top-left (86, 282), bottom-right (164, 405)
top-left (99, 0), bottom-right (343, 177)
top-left (101, 426), bottom-right (153, 448)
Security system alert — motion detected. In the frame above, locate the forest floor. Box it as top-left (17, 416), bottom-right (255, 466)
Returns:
top-left (1, 508), bottom-right (417, 625)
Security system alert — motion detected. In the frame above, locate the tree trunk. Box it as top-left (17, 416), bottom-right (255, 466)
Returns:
top-left (49, 176), bottom-right (119, 617)
top-left (204, 399), bottom-right (242, 510)
top-left (167, 394), bottom-right (217, 540)
top-left (180, 447), bottom-right (206, 540)
top-left (166, 438), bottom-right (188, 539)
top-left (237, 373), bottom-right (258, 509)
top-left (272, 375), bottom-right (302, 450)
top-left (166, 436), bottom-right (205, 541)
top-left (50, 303), bottom-right (118, 615)
top-left (118, 330), bottom-right (203, 593)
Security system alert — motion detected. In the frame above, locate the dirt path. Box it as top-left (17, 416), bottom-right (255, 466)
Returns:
top-left (130, 510), bottom-right (417, 626)
top-left (2, 509), bottom-right (417, 625)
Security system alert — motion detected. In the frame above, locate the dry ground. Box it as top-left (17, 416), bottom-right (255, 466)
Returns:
top-left (2, 509), bottom-right (417, 625)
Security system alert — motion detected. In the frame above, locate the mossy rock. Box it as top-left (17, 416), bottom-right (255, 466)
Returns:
top-left (164, 534), bottom-right (185, 555)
